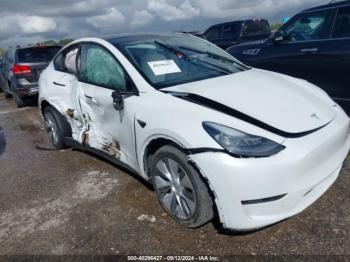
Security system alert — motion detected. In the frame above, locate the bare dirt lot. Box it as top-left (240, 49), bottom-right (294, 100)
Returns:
top-left (0, 93), bottom-right (349, 256)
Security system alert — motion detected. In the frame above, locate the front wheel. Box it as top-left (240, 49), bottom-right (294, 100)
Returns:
top-left (151, 145), bottom-right (214, 228)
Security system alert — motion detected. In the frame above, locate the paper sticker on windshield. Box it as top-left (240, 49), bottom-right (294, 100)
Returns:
top-left (148, 60), bottom-right (181, 76)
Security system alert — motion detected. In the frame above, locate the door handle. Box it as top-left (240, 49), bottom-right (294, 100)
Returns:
top-left (53, 82), bottom-right (65, 87)
top-left (300, 48), bottom-right (318, 53)
top-left (84, 95), bottom-right (98, 105)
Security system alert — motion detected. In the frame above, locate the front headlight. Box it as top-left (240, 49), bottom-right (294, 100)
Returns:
top-left (203, 122), bottom-right (285, 158)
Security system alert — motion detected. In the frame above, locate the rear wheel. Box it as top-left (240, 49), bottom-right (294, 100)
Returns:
top-left (4, 90), bottom-right (11, 99)
top-left (43, 106), bottom-right (71, 150)
top-left (151, 145), bottom-right (214, 228)
top-left (13, 92), bottom-right (26, 108)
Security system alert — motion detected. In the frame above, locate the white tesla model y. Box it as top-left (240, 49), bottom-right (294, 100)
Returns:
top-left (39, 34), bottom-right (350, 231)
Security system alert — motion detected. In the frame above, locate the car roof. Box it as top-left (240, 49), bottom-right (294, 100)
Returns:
top-left (105, 33), bottom-right (189, 46)
top-left (209, 19), bottom-right (269, 28)
top-left (301, 0), bottom-right (350, 13)
top-left (16, 45), bottom-right (62, 50)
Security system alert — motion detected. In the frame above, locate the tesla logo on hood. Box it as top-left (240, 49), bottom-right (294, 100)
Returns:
top-left (311, 113), bottom-right (321, 120)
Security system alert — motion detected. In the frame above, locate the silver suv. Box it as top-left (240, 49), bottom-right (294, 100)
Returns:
top-left (1, 46), bottom-right (61, 107)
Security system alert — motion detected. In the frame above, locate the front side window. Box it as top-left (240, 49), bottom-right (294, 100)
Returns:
top-left (205, 25), bottom-right (222, 40)
top-left (222, 23), bottom-right (239, 39)
top-left (281, 10), bottom-right (332, 42)
top-left (116, 35), bottom-right (247, 89)
top-left (333, 7), bottom-right (350, 38)
top-left (79, 44), bottom-right (128, 91)
top-left (54, 45), bottom-right (79, 74)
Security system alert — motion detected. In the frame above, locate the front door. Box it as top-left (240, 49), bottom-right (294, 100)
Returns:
top-left (319, 6), bottom-right (350, 112)
top-left (217, 22), bottom-right (240, 49)
top-left (76, 43), bottom-right (139, 168)
top-left (254, 9), bottom-right (335, 82)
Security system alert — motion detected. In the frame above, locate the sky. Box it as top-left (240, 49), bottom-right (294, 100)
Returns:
top-left (0, 0), bottom-right (328, 48)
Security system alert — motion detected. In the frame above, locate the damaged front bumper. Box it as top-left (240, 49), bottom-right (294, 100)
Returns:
top-left (190, 109), bottom-right (350, 231)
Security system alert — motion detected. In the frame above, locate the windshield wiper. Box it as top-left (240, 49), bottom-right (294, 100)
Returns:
top-left (179, 46), bottom-right (231, 61)
top-left (154, 40), bottom-right (232, 75)
top-left (179, 46), bottom-right (248, 70)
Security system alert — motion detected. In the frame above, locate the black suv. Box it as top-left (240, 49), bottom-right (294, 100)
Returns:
top-left (227, 1), bottom-right (350, 114)
top-left (200, 19), bottom-right (271, 49)
top-left (1, 46), bottom-right (61, 107)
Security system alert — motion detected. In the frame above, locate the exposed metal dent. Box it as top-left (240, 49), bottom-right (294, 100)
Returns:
top-left (101, 139), bottom-right (121, 159)
top-left (65, 108), bottom-right (75, 119)
top-left (64, 137), bottom-right (139, 175)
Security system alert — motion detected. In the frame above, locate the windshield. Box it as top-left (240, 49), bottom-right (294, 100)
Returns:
top-left (17, 46), bottom-right (61, 63)
top-left (115, 35), bottom-right (248, 89)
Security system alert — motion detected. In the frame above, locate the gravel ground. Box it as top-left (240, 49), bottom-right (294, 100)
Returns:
top-left (0, 93), bottom-right (349, 257)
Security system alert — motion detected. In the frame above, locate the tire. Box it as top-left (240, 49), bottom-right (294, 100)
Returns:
top-left (151, 145), bottom-right (214, 228)
top-left (13, 92), bottom-right (26, 108)
top-left (4, 90), bottom-right (11, 99)
top-left (43, 106), bottom-right (71, 150)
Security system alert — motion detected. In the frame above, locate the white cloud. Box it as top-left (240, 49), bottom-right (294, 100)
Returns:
top-left (0, 0), bottom-right (329, 47)
top-left (0, 14), bottom-right (57, 42)
top-left (148, 0), bottom-right (200, 21)
top-left (194, 0), bottom-right (324, 20)
top-left (18, 15), bottom-right (57, 34)
top-left (86, 7), bottom-right (125, 29)
top-left (130, 10), bottom-right (155, 28)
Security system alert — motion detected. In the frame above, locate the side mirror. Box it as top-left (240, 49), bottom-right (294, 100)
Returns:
top-left (272, 30), bottom-right (289, 44)
top-left (112, 90), bottom-right (124, 111)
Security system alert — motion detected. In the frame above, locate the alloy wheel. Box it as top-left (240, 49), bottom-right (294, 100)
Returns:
top-left (154, 158), bottom-right (197, 220)
top-left (45, 114), bottom-right (59, 146)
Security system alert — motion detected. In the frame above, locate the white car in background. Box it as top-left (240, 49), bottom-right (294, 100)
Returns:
top-left (39, 34), bottom-right (350, 231)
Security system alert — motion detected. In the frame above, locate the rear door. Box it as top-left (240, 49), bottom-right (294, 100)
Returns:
top-left (47, 45), bottom-right (84, 140)
top-left (253, 9), bottom-right (335, 81)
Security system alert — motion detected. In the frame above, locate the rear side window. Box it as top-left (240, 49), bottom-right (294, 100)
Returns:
top-left (205, 25), bottom-right (222, 40)
top-left (243, 20), bottom-right (271, 36)
top-left (333, 7), bottom-right (350, 38)
top-left (54, 45), bottom-right (79, 74)
top-left (222, 23), bottom-right (239, 39)
top-left (17, 47), bottom-right (61, 63)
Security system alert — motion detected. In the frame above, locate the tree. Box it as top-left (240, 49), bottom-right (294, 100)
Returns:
top-left (271, 23), bottom-right (283, 32)
top-left (58, 38), bottom-right (74, 46)
top-left (43, 40), bottom-right (58, 46)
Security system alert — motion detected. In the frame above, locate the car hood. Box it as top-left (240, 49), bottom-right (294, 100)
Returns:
top-left (163, 69), bottom-right (336, 134)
